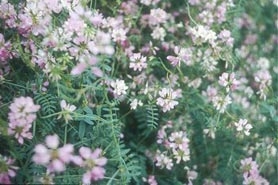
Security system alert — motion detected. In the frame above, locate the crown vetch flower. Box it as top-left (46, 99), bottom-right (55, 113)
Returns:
top-left (156, 88), bottom-right (180, 112)
top-left (32, 134), bottom-right (75, 173)
top-left (8, 96), bottom-right (40, 144)
top-left (212, 95), bottom-right (232, 113)
top-left (0, 155), bottom-right (18, 184)
top-left (155, 150), bottom-right (173, 170)
top-left (110, 79), bottom-right (128, 97)
top-left (129, 53), bottom-right (147, 71)
top-left (240, 158), bottom-right (269, 185)
top-left (218, 72), bottom-right (240, 92)
top-left (234, 119), bottom-right (252, 136)
top-left (57, 100), bottom-right (76, 123)
top-left (78, 147), bottom-right (107, 184)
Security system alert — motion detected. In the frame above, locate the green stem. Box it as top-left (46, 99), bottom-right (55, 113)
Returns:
top-left (107, 169), bottom-right (120, 185)
top-left (32, 121), bottom-right (36, 137)
top-left (186, 3), bottom-right (198, 25)
top-left (64, 123), bottom-right (68, 144)
top-left (3, 81), bottom-right (32, 90)
top-left (41, 112), bottom-right (61, 119)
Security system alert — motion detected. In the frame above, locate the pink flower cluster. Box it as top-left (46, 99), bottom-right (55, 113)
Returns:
top-left (240, 157), bottom-right (269, 185)
top-left (218, 72), bottom-right (240, 92)
top-left (156, 88), bottom-right (181, 112)
top-left (234, 119), bottom-right (252, 136)
top-left (33, 134), bottom-right (75, 173)
top-left (8, 96), bottom-right (40, 144)
top-left (0, 155), bottom-right (18, 184)
top-left (0, 33), bottom-right (12, 77)
top-left (77, 147), bottom-right (107, 184)
top-left (154, 122), bottom-right (191, 170)
top-left (129, 53), bottom-right (148, 71)
top-left (167, 46), bottom-right (193, 67)
top-left (33, 134), bottom-right (107, 184)
top-left (0, 0), bottom-right (115, 81)
top-left (143, 175), bottom-right (158, 185)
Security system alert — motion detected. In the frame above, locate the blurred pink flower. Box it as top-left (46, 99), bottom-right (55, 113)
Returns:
top-left (129, 53), bottom-right (147, 71)
top-left (218, 72), bottom-right (240, 92)
top-left (240, 157), bottom-right (269, 185)
top-left (78, 147), bottom-right (107, 184)
top-left (0, 155), bottom-right (18, 184)
top-left (234, 119), bottom-right (252, 136)
top-left (32, 134), bottom-right (75, 173)
top-left (110, 79), bottom-right (128, 96)
top-left (212, 95), bottom-right (232, 113)
top-left (57, 100), bottom-right (76, 123)
top-left (155, 150), bottom-right (173, 170)
top-left (8, 96), bottom-right (40, 144)
top-left (156, 88), bottom-right (180, 112)
top-left (143, 175), bottom-right (158, 185)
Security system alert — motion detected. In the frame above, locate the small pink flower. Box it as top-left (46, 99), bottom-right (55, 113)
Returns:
top-left (234, 119), bottom-right (252, 136)
top-left (58, 100), bottom-right (76, 123)
top-left (218, 29), bottom-right (234, 47)
top-left (212, 95), bottom-right (232, 113)
top-left (129, 53), bottom-right (147, 71)
top-left (8, 96), bottom-right (40, 144)
top-left (155, 150), bottom-right (173, 170)
top-left (0, 155), bottom-right (18, 184)
top-left (149, 8), bottom-right (168, 26)
top-left (78, 147), bottom-right (107, 184)
top-left (110, 79), bottom-right (128, 97)
top-left (240, 157), bottom-right (269, 185)
top-left (167, 47), bottom-right (193, 66)
top-left (32, 134), bottom-right (75, 173)
top-left (218, 72), bottom-right (240, 92)
top-left (156, 88), bottom-right (180, 112)
top-left (143, 175), bottom-right (158, 185)
top-left (111, 28), bottom-right (127, 42)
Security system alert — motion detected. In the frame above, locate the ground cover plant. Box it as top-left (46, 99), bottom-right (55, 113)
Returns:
top-left (0, 0), bottom-right (277, 184)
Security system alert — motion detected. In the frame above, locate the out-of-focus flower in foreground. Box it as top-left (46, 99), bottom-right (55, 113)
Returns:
top-left (8, 96), bottom-right (40, 144)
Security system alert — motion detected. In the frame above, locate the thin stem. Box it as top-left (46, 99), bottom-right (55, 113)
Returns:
top-left (64, 123), bottom-right (68, 144)
top-left (41, 112), bottom-right (61, 119)
top-left (32, 121), bottom-right (36, 137)
top-left (186, 3), bottom-right (198, 25)
top-left (107, 169), bottom-right (120, 185)
top-left (3, 81), bottom-right (32, 90)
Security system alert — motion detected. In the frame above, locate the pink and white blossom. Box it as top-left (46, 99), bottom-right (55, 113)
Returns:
top-left (110, 79), bottom-right (128, 96)
top-left (58, 100), bottom-right (76, 123)
top-left (218, 72), bottom-right (240, 92)
top-left (0, 155), bottom-right (18, 184)
top-left (78, 147), bottom-right (107, 184)
top-left (156, 88), bottom-right (180, 112)
top-left (32, 134), bottom-right (75, 173)
top-left (8, 96), bottom-right (40, 144)
top-left (234, 119), bottom-right (252, 136)
top-left (129, 53), bottom-right (147, 71)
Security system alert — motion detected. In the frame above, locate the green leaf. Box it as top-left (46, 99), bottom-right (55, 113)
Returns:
top-left (78, 122), bottom-right (86, 138)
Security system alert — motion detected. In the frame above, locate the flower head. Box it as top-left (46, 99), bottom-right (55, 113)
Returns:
top-left (155, 150), bottom-right (173, 170)
top-left (0, 155), bottom-right (18, 184)
top-left (8, 96), bottom-right (40, 144)
top-left (234, 119), bottom-right (252, 136)
top-left (110, 79), bottom-right (128, 97)
top-left (129, 53), bottom-right (147, 71)
top-left (78, 147), bottom-right (107, 184)
top-left (32, 134), bottom-right (75, 173)
top-left (156, 88), bottom-right (180, 112)
top-left (218, 72), bottom-right (240, 92)
top-left (130, 99), bottom-right (143, 110)
top-left (212, 95), bottom-right (232, 113)
top-left (240, 157), bottom-right (269, 185)
top-left (58, 100), bottom-right (76, 123)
